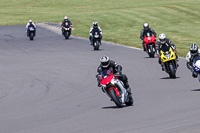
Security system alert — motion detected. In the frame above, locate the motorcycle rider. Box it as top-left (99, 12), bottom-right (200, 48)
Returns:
top-left (186, 43), bottom-right (200, 77)
top-left (26, 20), bottom-right (36, 36)
top-left (61, 16), bottom-right (72, 36)
top-left (140, 23), bottom-right (156, 51)
top-left (157, 33), bottom-right (178, 71)
top-left (89, 21), bottom-right (102, 45)
top-left (96, 55), bottom-right (132, 96)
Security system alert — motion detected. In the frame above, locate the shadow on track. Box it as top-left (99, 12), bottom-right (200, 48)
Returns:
top-left (191, 89), bottom-right (200, 91)
top-left (101, 105), bottom-right (133, 109)
top-left (160, 77), bottom-right (180, 79)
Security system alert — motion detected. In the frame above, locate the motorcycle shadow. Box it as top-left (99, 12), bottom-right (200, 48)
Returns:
top-left (101, 105), bottom-right (131, 109)
top-left (91, 49), bottom-right (104, 51)
top-left (160, 77), bottom-right (180, 79)
top-left (191, 89), bottom-right (200, 91)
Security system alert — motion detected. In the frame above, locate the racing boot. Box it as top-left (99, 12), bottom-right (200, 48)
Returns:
top-left (143, 44), bottom-right (146, 51)
top-left (192, 71), bottom-right (198, 78)
top-left (161, 65), bottom-right (164, 71)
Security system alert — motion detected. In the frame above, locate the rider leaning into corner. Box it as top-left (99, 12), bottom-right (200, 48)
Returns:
top-left (140, 23), bottom-right (157, 51)
top-left (26, 20), bottom-right (36, 36)
top-left (157, 33), bottom-right (178, 71)
top-left (61, 16), bottom-right (73, 36)
top-left (96, 55), bottom-right (132, 96)
top-left (186, 43), bottom-right (200, 78)
top-left (89, 21), bottom-right (102, 45)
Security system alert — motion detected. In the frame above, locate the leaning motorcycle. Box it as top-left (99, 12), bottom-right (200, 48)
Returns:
top-left (62, 22), bottom-right (71, 39)
top-left (97, 70), bottom-right (133, 108)
top-left (160, 46), bottom-right (178, 78)
top-left (92, 29), bottom-right (101, 50)
top-left (193, 56), bottom-right (200, 82)
top-left (143, 31), bottom-right (157, 58)
top-left (28, 26), bottom-right (36, 40)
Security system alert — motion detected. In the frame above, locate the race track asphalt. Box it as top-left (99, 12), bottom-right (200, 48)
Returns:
top-left (0, 25), bottom-right (200, 133)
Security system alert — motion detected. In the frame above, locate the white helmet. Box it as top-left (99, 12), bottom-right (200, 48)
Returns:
top-left (29, 19), bottom-right (32, 23)
top-left (64, 16), bottom-right (68, 20)
top-left (159, 33), bottom-right (166, 44)
top-left (100, 55), bottom-right (110, 68)
top-left (190, 43), bottom-right (198, 55)
top-left (143, 23), bottom-right (149, 31)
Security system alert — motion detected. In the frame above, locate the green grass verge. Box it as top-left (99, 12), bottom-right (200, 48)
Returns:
top-left (1, 0), bottom-right (200, 57)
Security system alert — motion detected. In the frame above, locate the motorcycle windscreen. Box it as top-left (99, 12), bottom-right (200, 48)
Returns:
top-left (100, 70), bottom-right (113, 85)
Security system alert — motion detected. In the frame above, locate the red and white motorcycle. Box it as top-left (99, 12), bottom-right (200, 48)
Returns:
top-left (97, 70), bottom-right (133, 108)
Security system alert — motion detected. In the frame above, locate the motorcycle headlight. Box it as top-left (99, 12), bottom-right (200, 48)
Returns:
top-left (95, 35), bottom-right (99, 38)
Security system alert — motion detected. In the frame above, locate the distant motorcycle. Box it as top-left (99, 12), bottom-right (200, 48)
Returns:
top-left (193, 56), bottom-right (200, 81)
top-left (27, 26), bottom-right (36, 40)
top-left (62, 22), bottom-right (71, 39)
top-left (160, 46), bottom-right (178, 78)
top-left (92, 29), bottom-right (101, 50)
top-left (143, 31), bottom-right (157, 57)
top-left (96, 70), bottom-right (133, 108)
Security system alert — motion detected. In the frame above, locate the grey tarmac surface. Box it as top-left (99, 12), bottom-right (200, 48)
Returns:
top-left (0, 25), bottom-right (200, 133)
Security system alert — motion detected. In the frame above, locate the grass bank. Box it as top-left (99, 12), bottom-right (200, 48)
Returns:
top-left (1, 0), bottom-right (200, 57)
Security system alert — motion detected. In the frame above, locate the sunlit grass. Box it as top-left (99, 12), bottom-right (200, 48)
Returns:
top-left (0, 0), bottom-right (200, 57)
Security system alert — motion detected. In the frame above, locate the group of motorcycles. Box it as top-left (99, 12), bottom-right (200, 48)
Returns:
top-left (143, 31), bottom-right (178, 79)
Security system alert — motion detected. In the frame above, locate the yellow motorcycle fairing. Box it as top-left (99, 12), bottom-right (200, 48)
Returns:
top-left (160, 47), bottom-right (176, 63)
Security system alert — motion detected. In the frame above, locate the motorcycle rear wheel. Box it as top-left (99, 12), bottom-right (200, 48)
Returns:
top-left (109, 89), bottom-right (123, 108)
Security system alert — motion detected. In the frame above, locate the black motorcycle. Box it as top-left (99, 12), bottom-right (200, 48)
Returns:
top-left (62, 22), bottom-right (71, 39)
top-left (92, 29), bottom-right (101, 50)
top-left (27, 26), bottom-right (36, 40)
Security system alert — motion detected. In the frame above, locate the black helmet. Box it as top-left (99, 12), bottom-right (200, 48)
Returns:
top-left (143, 23), bottom-right (149, 31)
top-left (100, 55), bottom-right (110, 68)
top-left (190, 43), bottom-right (198, 55)
top-left (93, 21), bottom-right (98, 29)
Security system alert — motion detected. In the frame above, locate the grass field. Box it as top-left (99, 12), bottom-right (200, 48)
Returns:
top-left (1, 0), bottom-right (200, 57)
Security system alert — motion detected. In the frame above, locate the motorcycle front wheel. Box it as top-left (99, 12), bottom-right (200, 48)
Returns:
top-left (169, 63), bottom-right (176, 78)
top-left (109, 89), bottom-right (123, 108)
top-left (30, 32), bottom-right (34, 40)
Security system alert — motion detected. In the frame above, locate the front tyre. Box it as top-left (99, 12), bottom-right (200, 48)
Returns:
top-left (109, 89), bottom-right (123, 108)
top-left (148, 45), bottom-right (155, 58)
top-left (94, 41), bottom-right (99, 50)
top-left (169, 63), bottom-right (176, 78)
top-left (30, 32), bottom-right (34, 40)
top-left (65, 31), bottom-right (69, 39)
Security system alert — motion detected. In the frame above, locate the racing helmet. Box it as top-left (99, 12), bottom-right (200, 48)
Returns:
top-left (100, 55), bottom-right (110, 68)
top-left (143, 23), bottom-right (149, 31)
top-left (64, 16), bottom-right (68, 21)
top-left (93, 21), bottom-right (98, 29)
top-left (29, 19), bottom-right (32, 23)
top-left (159, 33), bottom-right (166, 44)
top-left (190, 43), bottom-right (198, 55)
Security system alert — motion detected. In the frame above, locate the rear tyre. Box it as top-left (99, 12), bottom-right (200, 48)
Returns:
top-left (169, 64), bottom-right (176, 78)
top-left (109, 89), bottom-right (123, 108)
